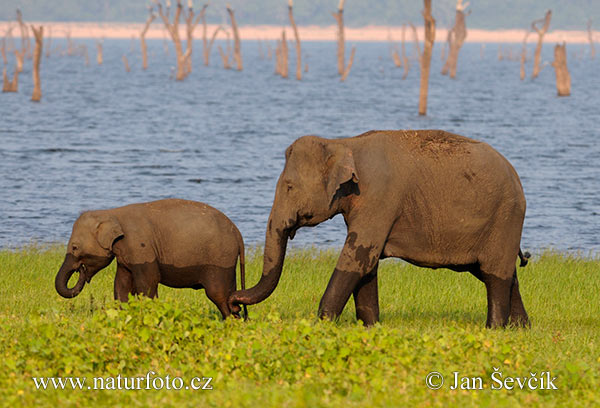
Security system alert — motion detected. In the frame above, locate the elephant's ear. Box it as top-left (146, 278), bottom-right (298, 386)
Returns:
top-left (95, 217), bottom-right (124, 251)
top-left (325, 144), bottom-right (359, 203)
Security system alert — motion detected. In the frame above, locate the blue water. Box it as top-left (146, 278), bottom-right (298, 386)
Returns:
top-left (1, 39), bottom-right (598, 252)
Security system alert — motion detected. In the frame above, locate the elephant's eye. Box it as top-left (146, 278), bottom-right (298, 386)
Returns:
top-left (287, 183), bottom-right (293, 192)
top-left (71, 244), bottom-right (79, 252)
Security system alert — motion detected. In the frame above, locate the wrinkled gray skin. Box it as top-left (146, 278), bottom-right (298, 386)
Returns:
top-left (55, 199), bottom-right (247, 319)
top-left (229, 130), bottom-right (530, 328)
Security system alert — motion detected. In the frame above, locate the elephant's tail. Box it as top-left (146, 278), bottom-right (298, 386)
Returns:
top-left (236, 228), bottom-right (249, 321)
top-left (518, 249), bottom-right (531, 267)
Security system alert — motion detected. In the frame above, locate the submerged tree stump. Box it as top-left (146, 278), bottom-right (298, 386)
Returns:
top-left (227, 5), bottom-right (242, 71)
top-left (587, 19), bottom-right (596, 59)
top-left (442, 0), bottom-right (469, 79)
top-left (552, 43), bottom-right (571, 96)
top-left (157, 0), bottom-right (190, 80)
top-left (288, 0), bottom-right (302, 80)
top-left (531, 10), bottom-right (551, 79)
top-left (141, 9), bottom-right (156, 70)
top-left (418, 0), bottom-right (436, 116)
top-left (31, 25), bottom-right (43, 102)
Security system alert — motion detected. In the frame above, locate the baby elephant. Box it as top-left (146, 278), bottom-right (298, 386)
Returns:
top-left (55, 199), bottom-right (247, 319)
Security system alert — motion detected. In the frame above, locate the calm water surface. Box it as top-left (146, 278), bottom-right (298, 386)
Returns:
top-left (1, 39), bottom-right (598, 253)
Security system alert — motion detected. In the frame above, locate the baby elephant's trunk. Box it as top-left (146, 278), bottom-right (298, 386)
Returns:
top-left (55, 254), bottom-right (85, 298)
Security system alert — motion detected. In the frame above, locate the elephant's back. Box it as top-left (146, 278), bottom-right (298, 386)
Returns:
top-left (140, 199), bottom-right (242, 268)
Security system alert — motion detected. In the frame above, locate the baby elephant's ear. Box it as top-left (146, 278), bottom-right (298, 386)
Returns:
top-left (96, 217), bottom-right (124, 251)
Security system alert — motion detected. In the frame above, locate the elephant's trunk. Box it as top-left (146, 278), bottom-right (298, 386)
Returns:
top-left (55, 254), bottom-right (85, 298)
top-left (228, 213), bottom-right (289, 310)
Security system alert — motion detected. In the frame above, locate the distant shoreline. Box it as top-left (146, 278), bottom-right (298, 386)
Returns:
top-left (0, 22), bottom-right (597, 44)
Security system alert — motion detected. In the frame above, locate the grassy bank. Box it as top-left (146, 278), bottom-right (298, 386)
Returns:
top-left (0, 247), bottom-right (598, 406)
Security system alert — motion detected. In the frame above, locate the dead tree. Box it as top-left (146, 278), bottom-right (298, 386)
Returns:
top-left (332, 0), bottom-right (346, 75)
top-left (45, 26), bottom-right (52, 58)
top-left (226, 5), bottom-right (243, 71)
top-left (157, 0), bottom-right (190, 80)
top-left (409, 22), bottom-right (422, 62)
top-left (31, 25), bottom-right (43, 102)
top-left (2, 66), bottom-right (18, 92)
top-left (587, 19), bottom-right (595, 59)
top-left (552, 43), bottom-right (570, 96)
top-left (332, 0), bottom-right (355, 80)
top-left (123, 55), bottom-right (131, 72)
top-left (340, 47), bottom-right (355, 81)
top-left (15, 50), bottom-right (24, 73)
top-left (1, 37), bottom-right (6, 65)
top-left (280, 30), bottom-right (289, 78)
top-left (441, 0), bottom-right (469, 78)
top-left (520, 30), bottom-right (531, 80)
top-left (182, 2), bottom-right (205, 74)
top-left (401, 24), bottom-right (410, 79)
top-left (531, 10), bottom-right (551, 79)
top-left (96, 40), bottom-right (103, 65)
top-left (218, 30), bottom-right (232, 69)
top-left (141, 8), bottom-right (156, 70)
top-left (288, 0), bottom-right (302, 80)
top-left (419, 0), bottom-right (436, 116)
top-left (16, 9), bottom-right (31, 58)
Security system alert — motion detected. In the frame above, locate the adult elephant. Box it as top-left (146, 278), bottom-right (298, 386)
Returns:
top-left (229, 130), bottom-right (530, 328)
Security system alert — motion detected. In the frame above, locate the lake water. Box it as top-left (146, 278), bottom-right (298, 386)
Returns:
top-left (1, 39), bottom-right (598, 253)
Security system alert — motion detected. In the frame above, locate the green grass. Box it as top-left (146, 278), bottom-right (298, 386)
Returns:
top-left (0, 246), bottom-right (599, 407)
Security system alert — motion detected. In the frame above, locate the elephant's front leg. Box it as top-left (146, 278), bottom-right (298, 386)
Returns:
top-left (114, 263), bottom-right (134, 302)
top-left (318, 228), bottom-right (385, 323)
top-left (353, 262), bottom-right (379, 326)
top-left (130, 261), bottom-right (160, 298)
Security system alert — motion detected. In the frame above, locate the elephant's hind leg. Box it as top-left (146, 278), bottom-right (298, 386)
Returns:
top-left (508, 269), bottom-right (530, 328)
top-left (470, 263), bottom-right (513, 328)
top-left (353, 262), bottom-right (379, 326)
top-left (203, 265), bottom-right (236, 319)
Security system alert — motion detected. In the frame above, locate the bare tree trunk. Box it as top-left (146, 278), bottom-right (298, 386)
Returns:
top-left (531, 10), bottom-right (551, 79)
top-left (96, 41), bottom-right (103, 65)
top-left (3, 66), bottom-right (18, 92)
top-left (274, 39), bottom-right (281, 75)
top-left (184, 3), bottom-right (204, 74)
top-left (2, 68), bottom-right (8, 92)
top-left (520, 30), bottom-right (531, 81)
top-left (401, 24), bottom-right (409, 79)
top-left (45, 26), bottom-right (52, 58)
top-left (267, 42), bottom-right (273, 59)
top-left (218, 45), bottom-right (231, 69)
top-left (408, 23), bottom-right (422, 60)
top-left (288, 0), bottom-right (302, 80)
top-left (340, 46), bottom-right (355, 82)
top-left (227, 5), bottom-right (243, 71)
top-left (552, 42), bottom-right (570, 96)
top-left (587, 19), bottom-right (595, 59)
top-left (199, 4), bottom-right (212, 66)
top-left (280, 30), bottom-right (288, 78)
top-left (442, 0), bottom-right (469, 79)
top-left (15, 49), bottom-right (24, 73)
top-left (332, 0), bottom-right (346, 76)
top-left (16, 9), bottom-right (31, 58)
top-left (204, 25), bottom-right (223, 67)
top-left (1, 38), bottom-right (6, 65)
top-left (31, 25), bottom-right (43, 102)
top-left (419, 0), bottom-right (436, 116)
top-left (141, 10), bottom-right (156, 70)
top-left (122, 55), bottom-right (131, 72)
top-left (157, 1), bottom-right (189, 80)
top-left (82, 44), bottom-right (89, 66)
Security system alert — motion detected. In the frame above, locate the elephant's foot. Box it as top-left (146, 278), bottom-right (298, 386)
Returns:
top-left (318, 268), bottom-right (363, 323)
